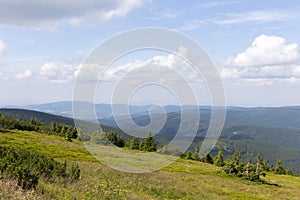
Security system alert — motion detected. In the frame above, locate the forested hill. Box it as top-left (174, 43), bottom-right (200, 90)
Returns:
top-left (0, 108), bottom-right (75, 126)
top-left (0, 108), bottom-right (125, 137)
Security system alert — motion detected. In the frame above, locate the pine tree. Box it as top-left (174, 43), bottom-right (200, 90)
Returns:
top-left (262, 159), bottom-right (270, 171)
top-left (204, 153), bottom-right (214, 164)
top-left (274, 160), bottom-right (286, 175)
top-left (128, 137), bottom-right (139, 150)
top-left (185, 151), bottom-right (192, 160)
top-left (285, 168), bottom-right (294, 176)
top-left (191, 146), bottom-right (200, 161)
top-left (139, 132), bottom-right (157, 152)
top-left (105, 131), bottom-right (125, 147)
top-left (223, 152), bottom-right (244, 177)
top-left (214, 149), bottom-right (225, 167)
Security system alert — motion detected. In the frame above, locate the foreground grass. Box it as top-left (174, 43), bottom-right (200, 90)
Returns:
top-left (1, 130), bottom-right (300, 199)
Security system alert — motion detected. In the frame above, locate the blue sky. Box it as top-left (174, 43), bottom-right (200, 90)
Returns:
top-left (0, 0), bottom-right (300, 106)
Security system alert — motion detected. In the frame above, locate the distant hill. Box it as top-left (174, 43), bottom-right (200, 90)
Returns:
top-left (0, 108), bottom-right (119, 134)
top-left (5, 101), bottom-right (300, 129)
top-left (0, 108), bottom-right (75, 126)
top-left (0, 108), bottom-right (135, 140)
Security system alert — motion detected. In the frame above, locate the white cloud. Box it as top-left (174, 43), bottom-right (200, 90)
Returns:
top-left (180, 19), bottom-right (210, 31)
top-left (73, 48), bottom-right (202, 85)
top-left (0, 0), bottom-right (143, 28)
top-left (216, 10), bottom-right (290, 25)
top-left (198, 0), bottom-right (241, 8)
top-left (39, 62), bottom-right (78, 83)
top-left (180, 10), bottom-right (291, 31)
top-left (39, 47), bottom-right (207, 84)
top-left (103, 52), bottom-right (196, 82)
top-left (0, 41), bottom-right (6, 55)
top-left (221, 35), bottom-right (300, 86)
top-left (15, 70), bottom-right (32, 79)
top-left (224, 35), bottom-right (299, 67)
top-left (0, 72), bottom-right (8, 80)
top-left (221, 65), bottom-right (300, 79)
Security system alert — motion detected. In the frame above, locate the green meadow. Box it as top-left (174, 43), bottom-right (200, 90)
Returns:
top-left (1, 129), bottom-right (300, 200)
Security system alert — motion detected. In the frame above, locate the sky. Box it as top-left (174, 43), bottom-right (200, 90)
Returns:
top-left (0, 0), bottom-right (300, 106)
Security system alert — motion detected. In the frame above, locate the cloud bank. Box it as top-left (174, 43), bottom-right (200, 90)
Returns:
top-left (0, 0), bottom-right (143, 28)
top-left (39, 62), bottom-right (80, 83)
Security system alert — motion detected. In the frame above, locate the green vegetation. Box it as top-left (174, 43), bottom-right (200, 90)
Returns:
top-left (0, 128), bottom-right (300, 199)
top-left (0, 146), bottom-right (80, 190)
top-left (0, 112), bottom-right (78, 141)
top-left (183, 147), bottom-right (295, 183)
top-left (85, 129), bottom-right (158, 152)
top-left (0, 108), bottom-right (76, 126)
top-left (139, 132), bottom-right (157, 152)
top-left (1, 113), bottom-right (300, 199)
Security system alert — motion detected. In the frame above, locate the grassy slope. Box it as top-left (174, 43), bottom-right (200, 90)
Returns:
top-left (0, 130), bottom-right (300, 200)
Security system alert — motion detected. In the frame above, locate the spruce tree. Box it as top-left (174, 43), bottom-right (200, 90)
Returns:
top-left (204, 153), bottom-right (214, 164)
top-left (214, 149), bottom-right (225, 167)
top-left (274, 160), bottom-right (286, 175)
top-left (139, 132), bottom-right (157, 152)
top-left (129, 137), bottom-right (140, 150)
top-left (185, 151), bottom-right (192, 160)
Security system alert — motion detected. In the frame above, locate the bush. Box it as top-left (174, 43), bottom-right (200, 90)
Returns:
top-left (0, 146), bottom-right (80, 190)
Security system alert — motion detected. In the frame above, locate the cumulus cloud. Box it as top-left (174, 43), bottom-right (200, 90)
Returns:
top-left (221, 35), bottom-right (300, 85)
top-left (0, 0), bottom-right (143, 28)
top-left (0, 41), bottom-right (6, 55)
top-left (224, 35), bottom-right (300, 67)
top-left (15, 70), bottom-right (33, 79)
top-left (39, 62), bottom-right (79, 83)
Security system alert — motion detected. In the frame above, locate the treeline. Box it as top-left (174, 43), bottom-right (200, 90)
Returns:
top-left (80, 130), bottom-right (157, 152)
top-left (184, 147), bottom-right (295, 182)
top-left (0, 112), bottom-right (78, 141)
top-left (0, 146), bottom-right (80, 190)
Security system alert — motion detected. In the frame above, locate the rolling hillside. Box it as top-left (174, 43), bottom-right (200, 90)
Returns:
top-left (0, 108), bottom-right (76, 126)
top-left (98, 112), bottom-right (300, 173)
top-left (1, 129), bottom-right (300, 199)
top-left (0, 108), bottom-right (119, 134)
